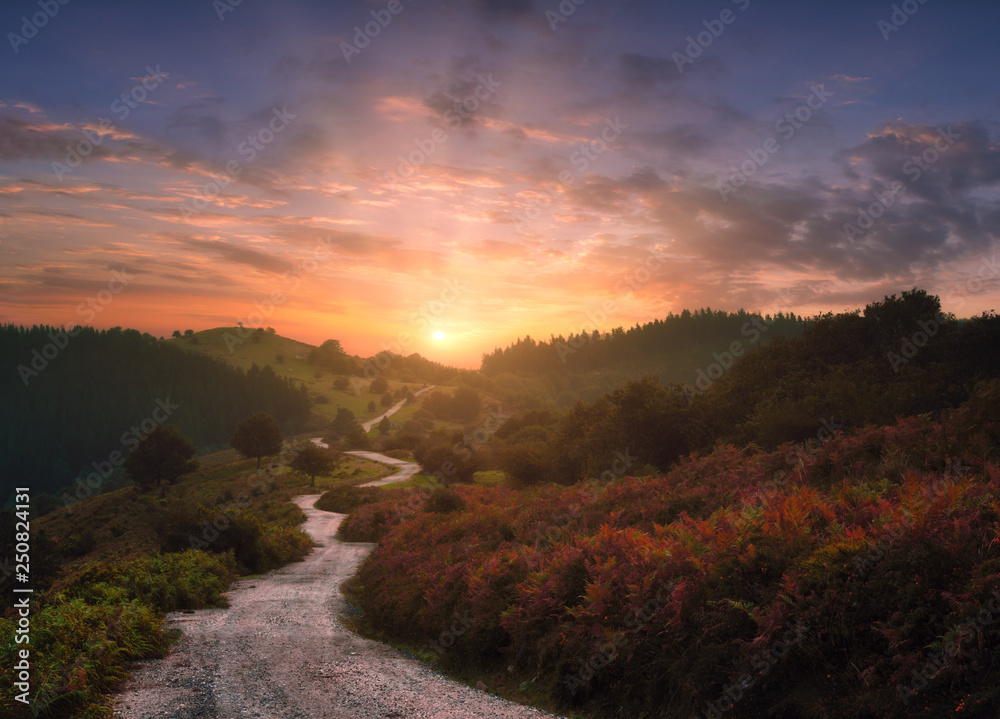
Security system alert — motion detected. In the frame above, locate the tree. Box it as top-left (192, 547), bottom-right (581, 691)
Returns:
top-left (309, 339), bottom-right (351, 372)
top-left (452, 386), bottom-right (482, 422)
top-left (184, 329), bottom-right (194, 337)
top-left (171, 330), bottom-right (181, 338)
top-left (419, 443), bottom-right (478, 484)
top-left (367, 400), bottom-right (376, 412)
top-left (124, 424), bottom-right (198, 491)
top-left (381, 391), bottom-right (394, 407)
top-left (291, 445), bottom-right (339, 488)
top-left (331, 407), bottom-right (363, 437)
top-left (369, 376), bottom-right (389, 394)
top-left (334, 377), bottom-right (350, 391)
top-left (378, 416), bottom-right (392, 435)
top-left (231, 412), bottom-right (284, 468)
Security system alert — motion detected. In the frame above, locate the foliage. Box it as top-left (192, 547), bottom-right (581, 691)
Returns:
top-left (423, 387), bottom-right (482, 422)
top-left (417, 443), bottom-right (479, 484)
top-left (0, 597), bottom-right (167, 718)
top-left (230, 412), bottom-right (284, 469)
top-left (316, 485), bottom-right (383, 514)
top-left (426, 487), bottom-right (466, 513)
top-left (0, 324), bottom-right (310, 498)
top-left (290, 445), bottom-right (339, 487)
top-left (481, 308), bottom-right (807, 375)
top-left (123, 424), bottom-right (198, 491)
top-left (63, 550), bottom-right (237, 612)
top-left (347, 380), bottom-right (1000, 718)
top-left (485, 292), bottom-right (1000, 485)
top-left (330, 407), bottom-right (363, 437)
top-left (338, 490), bottom-right (425, 542)
top-left (309, 339), bottom-right (354, 373)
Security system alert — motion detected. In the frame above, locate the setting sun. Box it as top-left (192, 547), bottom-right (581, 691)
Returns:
top-left (432, 331), bottom-right (445, 341)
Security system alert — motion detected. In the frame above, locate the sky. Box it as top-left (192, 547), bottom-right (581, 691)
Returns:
top-left (1, 0), bottom-right (998, 367)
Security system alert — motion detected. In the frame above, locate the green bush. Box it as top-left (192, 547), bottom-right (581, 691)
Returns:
top-left (64, 550), bottom-right (237, 612)
top-left (0, 597), bottom-right (167, 718)
top-left (316, 485), bottom-right (382, 514)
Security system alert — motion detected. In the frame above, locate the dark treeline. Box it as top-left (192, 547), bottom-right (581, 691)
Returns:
top-left (480, 308), bottom-right (808, 375)
top-left (1, 325), bottom-right (310, 497)
top-left (492, 290), bottom-right (1000, 485)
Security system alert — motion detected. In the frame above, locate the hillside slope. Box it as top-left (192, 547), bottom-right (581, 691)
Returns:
top-left (346, 379), bottom-right (1000, 719)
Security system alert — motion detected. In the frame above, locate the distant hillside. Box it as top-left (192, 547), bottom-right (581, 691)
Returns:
top-left (479, 309), bottom-right (807, 408)
top-left (0, 325), bottom-right (310, 501)
top-left (163, 327), bottom-right (471, 431)
top-left (163, 326), bottom-right (317, 372)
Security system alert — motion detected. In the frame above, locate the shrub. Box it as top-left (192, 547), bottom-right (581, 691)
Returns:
top-left (0, 597), bottom-right (167, 718)
top-left (316, 485), bottom-right (382, 514)
top-left (426, 487), bottom-right (466, 514)
top-left (345, 383), bottom-right (1000, 719)
top-left (64, 550), bottom-right (237, 612)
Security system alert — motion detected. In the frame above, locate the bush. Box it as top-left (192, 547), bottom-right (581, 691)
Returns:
top-left (337, 491), bottom-right (424, 542)
top-left (346, 384), bottom-right (1000, 719)
top-left (316, 485), bottom-right (382, 514)
top-left (0, 597), bottom-right (167, 718)
top-left (65, 550), bottom-right (237, 612)
top-left (426, 487), bottom-right (466, 514)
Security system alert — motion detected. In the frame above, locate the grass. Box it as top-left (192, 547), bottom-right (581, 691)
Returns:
top-left (0, 441), bottom-right (402, 719)
top-left (163, 327), bottom-right (444, 426)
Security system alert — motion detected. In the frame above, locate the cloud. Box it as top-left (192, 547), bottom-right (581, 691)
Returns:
top-left (168, 234), bottom-right (296, 274)
top-left (838, 121), bottom-right (1000, 202)
top-left (0, 114), bottom-right (112, 162)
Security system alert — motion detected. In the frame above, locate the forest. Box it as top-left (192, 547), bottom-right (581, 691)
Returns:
top-left (480, 307), bottom-right (808, 376)
top-left (437, 290), bottom-right (1000, 489)
top-left (1, 325), bottom-right (310, 498)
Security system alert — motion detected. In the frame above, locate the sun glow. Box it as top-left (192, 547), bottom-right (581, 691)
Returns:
top-left (432, 331), bottom-right (445, 341)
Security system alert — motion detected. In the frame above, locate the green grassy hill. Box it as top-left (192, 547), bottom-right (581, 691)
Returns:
top-left (163, 327), bottom-right (315, 371)
top-left (164, 328), bottom-right (448, 426)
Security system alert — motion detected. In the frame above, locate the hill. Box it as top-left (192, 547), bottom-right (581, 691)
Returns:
top-left (0, 445), bottom-right (394, 718)
top-left (163, 327), bottom-right (487, 436)
top-left (479, 308), bottom-right (808, 407)
top-left (0, 325), bottom-right (311, 502)
top-left (344, 378), bottom-right (1000, 719)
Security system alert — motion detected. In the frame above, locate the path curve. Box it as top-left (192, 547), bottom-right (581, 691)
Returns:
top-left (114, 495), bottom-right (556, 719)
top-left (346, 450), bottom-right (422, 487)
top-left (362, 385), bottom-right (435, 432)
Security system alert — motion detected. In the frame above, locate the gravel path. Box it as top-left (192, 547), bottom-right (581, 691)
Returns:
top-left (361, 385), bottom-right (435, 432)
top-left (346, 451), bottom-right (422, 487)
top-left (113, 495), bottom-right (555, 719)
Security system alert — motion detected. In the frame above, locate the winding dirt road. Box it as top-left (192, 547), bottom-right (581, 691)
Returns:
top-left (362, 385), bottom-right (435, 432)
top-left (113, 495), bottom-right (555, 719)
top-left (347, 451), bottom-right (423, 487)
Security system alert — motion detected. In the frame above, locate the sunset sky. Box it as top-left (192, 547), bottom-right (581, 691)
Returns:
top-left (1, 0), bottom-right (998, 367)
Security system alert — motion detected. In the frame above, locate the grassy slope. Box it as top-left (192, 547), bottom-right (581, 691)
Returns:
top-left (0, 449), bottom-right (396, 718)
top-left (344, 380), bottom-right (1000, 719)
top-left (164, 327), bottom-right (453, 427)
top-left (37, 449), bottom-right (392, 591)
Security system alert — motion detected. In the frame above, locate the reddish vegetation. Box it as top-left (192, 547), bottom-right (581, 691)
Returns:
top-left (347, 380), bottom-right (1000, 718)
